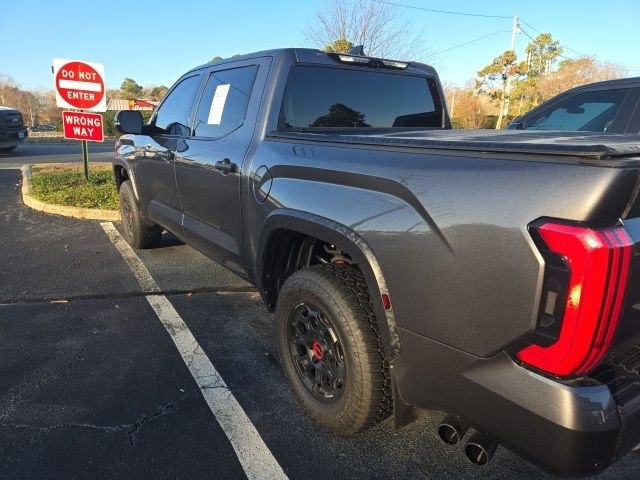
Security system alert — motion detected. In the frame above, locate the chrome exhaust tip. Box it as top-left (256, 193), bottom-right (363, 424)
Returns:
top-left (464, 430), bottom-right (498, 466)
top-left (437, 414), bottom-right (468, 445)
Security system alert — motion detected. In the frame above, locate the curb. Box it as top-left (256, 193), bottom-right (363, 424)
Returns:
top-left (21, 165), bottom-right (120, 221)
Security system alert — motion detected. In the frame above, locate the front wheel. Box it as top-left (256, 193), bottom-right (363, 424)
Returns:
top-left (118, 180), bottom-right (162, 249)
top-left (276, 264), bottom-right (392, 435)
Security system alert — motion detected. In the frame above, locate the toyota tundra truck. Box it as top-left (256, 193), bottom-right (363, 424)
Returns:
top-left (112, 48), bottom-right (640, 476)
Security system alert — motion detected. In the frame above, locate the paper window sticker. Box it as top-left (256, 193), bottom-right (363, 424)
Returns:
top-left (207, 84), bottom-right (231, 125)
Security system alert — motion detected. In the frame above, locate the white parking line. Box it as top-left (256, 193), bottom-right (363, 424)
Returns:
top-left (100, 222), bottom-right (287, 480)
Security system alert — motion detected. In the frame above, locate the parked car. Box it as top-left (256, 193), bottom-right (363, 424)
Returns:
top-left (113, 48), bottom-right (640, 477)
top-left (30, 124), bottom-right (57, 132)
top-left (507, 77), bottom-right (640, 133)
top-left (0, 106), bottom-right (28, 152)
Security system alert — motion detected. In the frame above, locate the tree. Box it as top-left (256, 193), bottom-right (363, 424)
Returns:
top-left (120, 78), bottom-right (143, 100)
top-left (310, 103), bottom-right (370, 127)
top-left (0, 74), bottom-right (19, 105)
top-left (537, 57), bottom-right (627, 98)
top-left (307, 0), bottom-right (426, 60)
top-left (476, 50), bottom-right (526, 129)
top-left (444, 86), bottom-right (491, 129)
top-left (211, 55), bottom-right (223, 62)
top-left (149, 85), bottom-right (169, 101)
top-left (142, 85), bottom-right (169, 102)
top-left (323, 38), bottom-right (354, 54)
top-left (508, 33), bottom-right (563, 114)
top-left (524, 33), bottom-right (562, 76)
top-left (510, 56), bottom-right (627, 117)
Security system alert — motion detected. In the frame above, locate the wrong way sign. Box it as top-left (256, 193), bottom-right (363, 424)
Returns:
top-left (62, 111), bottom-right (104, 142)
top-left (53, 58), bottom-right (106, 112)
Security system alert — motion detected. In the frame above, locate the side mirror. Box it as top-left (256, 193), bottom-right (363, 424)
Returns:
top-left (115, 110), bottom-right (143, 134)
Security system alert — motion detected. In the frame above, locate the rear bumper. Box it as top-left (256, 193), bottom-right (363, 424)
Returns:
top-left (392, 327), bottom-right (640, 476)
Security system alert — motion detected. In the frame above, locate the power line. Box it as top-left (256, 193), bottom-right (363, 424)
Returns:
top-left (518, 17), bottom-right (584, 57)
top-left (371, 0), bottom-right (588, 63)
top-left (517, 25), bottom-right (575, 61)
top-left (371, 0), bottom-right (512, 19)
top-left (435, 30), bottom-right (511, 55)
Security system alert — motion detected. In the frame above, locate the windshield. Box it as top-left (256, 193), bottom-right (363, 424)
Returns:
top-left (524, 88), bottom-right (628, 132)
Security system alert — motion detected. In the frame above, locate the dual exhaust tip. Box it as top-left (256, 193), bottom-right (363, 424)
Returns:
top-left (437, 415), bottom-right (497, 466)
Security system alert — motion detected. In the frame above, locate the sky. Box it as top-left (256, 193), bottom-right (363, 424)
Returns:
top-left (1, 0), bottom-right (639, 92)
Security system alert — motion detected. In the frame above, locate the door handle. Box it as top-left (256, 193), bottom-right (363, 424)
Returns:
top-left (215, 158), bottom-right (237, 175)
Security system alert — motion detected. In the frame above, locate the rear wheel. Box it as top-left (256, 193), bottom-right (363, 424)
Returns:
top-left (276, 264), bottom-right (392, 435)
top-left (118, 180), bottom-right (162, 249)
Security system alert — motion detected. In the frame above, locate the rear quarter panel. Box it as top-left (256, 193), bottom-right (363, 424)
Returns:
top-left (247, 139), bottom-right (638, 358)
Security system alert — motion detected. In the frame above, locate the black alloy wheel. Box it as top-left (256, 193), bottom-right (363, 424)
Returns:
top-left (276, 264), bottom-right (393, 436)
top-left (288, 302), bottom-right (346, 402)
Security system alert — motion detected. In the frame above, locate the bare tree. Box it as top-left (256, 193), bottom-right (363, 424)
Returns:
top-left (307, 0), bottom-right (427, 60)
top-left (0, 74), bottom-right (18, 105)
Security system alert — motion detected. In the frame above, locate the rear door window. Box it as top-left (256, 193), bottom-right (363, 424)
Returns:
top-left (280, 66), bottom-right (442, 129)
top-left (524, 89), bottom-right (628, 132)
top-left (192, 65), bottom-right (258, 139)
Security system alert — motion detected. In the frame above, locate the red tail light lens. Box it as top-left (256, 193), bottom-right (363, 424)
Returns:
top-left (517, 222), bottom-right (633, 377)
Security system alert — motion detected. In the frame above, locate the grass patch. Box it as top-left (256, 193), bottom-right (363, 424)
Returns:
top-left (30, 163), bottom-right (118, 210)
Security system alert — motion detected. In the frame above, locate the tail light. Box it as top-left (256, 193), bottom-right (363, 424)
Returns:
top-left (516, 222), bottom-right (633, 377)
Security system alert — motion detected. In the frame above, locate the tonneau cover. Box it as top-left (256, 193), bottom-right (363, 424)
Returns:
top-left (272, 129), bottom-right (640, 160)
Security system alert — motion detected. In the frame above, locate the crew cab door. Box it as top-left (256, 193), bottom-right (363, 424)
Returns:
top-left (133, 73), bottom-right (201, 234)
top-left (174, 58), bottom-right (270, 276)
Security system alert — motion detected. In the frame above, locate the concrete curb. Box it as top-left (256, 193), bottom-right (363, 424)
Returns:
top-left (21, 164), bottom-right (120, 221)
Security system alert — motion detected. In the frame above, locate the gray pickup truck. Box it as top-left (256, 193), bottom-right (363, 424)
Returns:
top-left (113, 48), bottom-right (640, 477)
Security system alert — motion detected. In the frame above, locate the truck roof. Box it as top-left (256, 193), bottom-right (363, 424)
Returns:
top-left (187, 48), bottom-right (438, 78)
top-left (563, 76), bottom-right (640, 90)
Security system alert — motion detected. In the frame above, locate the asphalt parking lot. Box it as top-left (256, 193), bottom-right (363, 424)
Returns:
top-left (2, 166), bottom-right (640, 479)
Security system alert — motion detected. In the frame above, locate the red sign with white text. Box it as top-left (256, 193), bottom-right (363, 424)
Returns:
top-left (53, 58), bottom-right (106, 112)
top-left (62, 111), bottom-right (104, 142)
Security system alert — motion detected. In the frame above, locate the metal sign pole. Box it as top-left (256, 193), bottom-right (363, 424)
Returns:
top-left (82, 139), bottom-right (89, 180)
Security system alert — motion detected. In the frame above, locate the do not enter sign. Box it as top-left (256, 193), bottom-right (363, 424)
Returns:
top-left (53, 58), bottom-right (106, 112)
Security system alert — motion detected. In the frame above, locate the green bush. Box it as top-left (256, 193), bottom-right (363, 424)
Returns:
top-left (99, 110), bottom-right (154, 137)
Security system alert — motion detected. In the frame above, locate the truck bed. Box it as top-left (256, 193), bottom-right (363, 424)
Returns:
top-left (271, 129), bottom-right (640, 162)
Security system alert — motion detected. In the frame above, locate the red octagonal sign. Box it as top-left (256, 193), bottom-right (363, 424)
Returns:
top-left (53, 58), bottom-right (106, 112)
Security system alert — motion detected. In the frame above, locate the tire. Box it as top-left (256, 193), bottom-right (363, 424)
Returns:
top-left (118, 180), bottom-right (162, 249)
top-left (0, 146), bottom-right (17, 152)
top-left (276, 264), bottom-right (392, 436)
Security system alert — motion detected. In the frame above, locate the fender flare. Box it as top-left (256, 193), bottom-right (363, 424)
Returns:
top-left (112, 157), bottom-right (140, 202)
top-left (256, 208), bottom-right (401, 360)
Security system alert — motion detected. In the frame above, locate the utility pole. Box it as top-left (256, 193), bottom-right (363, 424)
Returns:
top-left (496, 14), bottom-right (518, 130)
top-left (450, 89), bottom-right (456, 118)
top-left (510, 14), bottom-right (518, 52)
